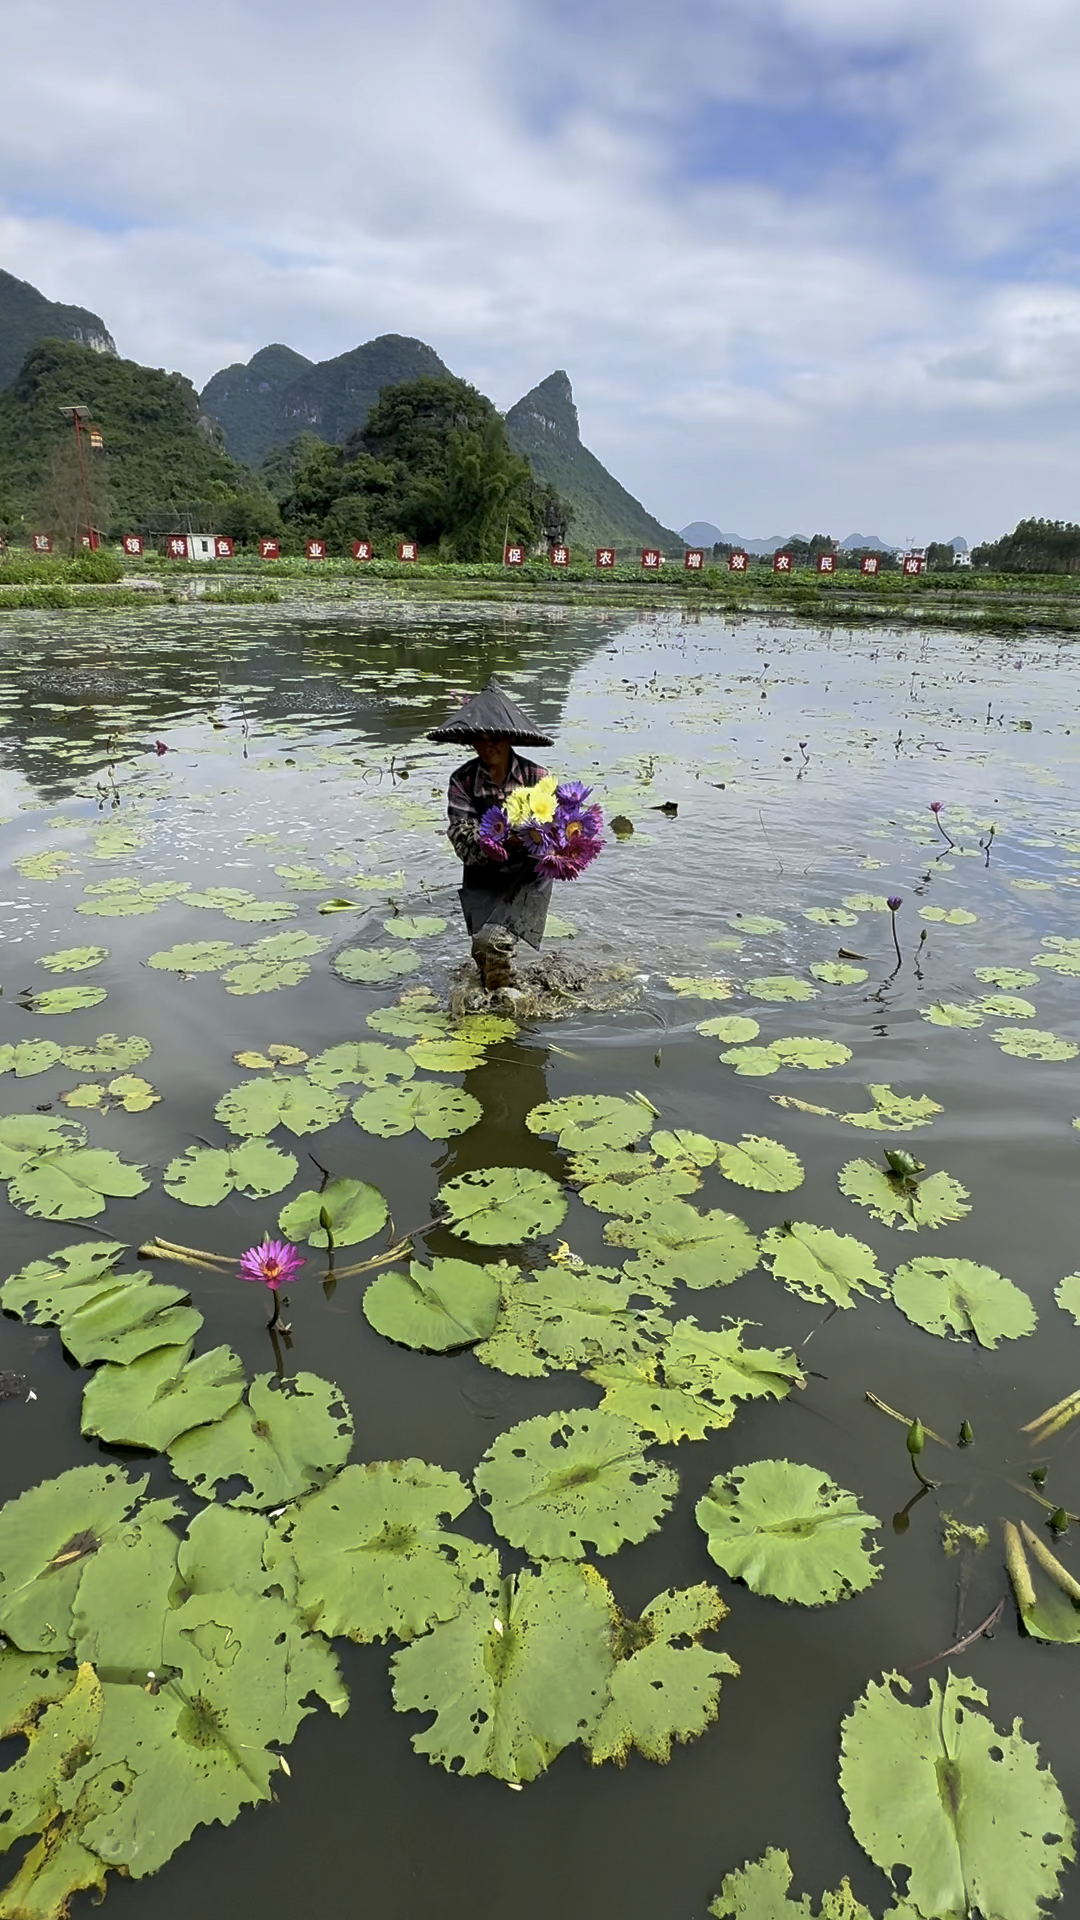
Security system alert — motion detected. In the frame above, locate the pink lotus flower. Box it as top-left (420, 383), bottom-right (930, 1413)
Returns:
top-left (239, 1238), bottom-right (304, 1293)
top-left (154, 741), bottom-right (169, 755)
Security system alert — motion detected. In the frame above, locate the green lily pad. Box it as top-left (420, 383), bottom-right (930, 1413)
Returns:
top-left (838, 1159), bottom-right (971, 1230)
top-left (588, 1583), bottom-right (737, 1766)
top-left (761, 1223), bottom-right (887, 1309)
top-left (278, 1176), bottom-right (388, 1249)
top-left (609, 1197), bottom-right (760, 1291)
top-left (214, 1076), bottom-right (347, 1138)
top-left (973, 965), bottom-right (1038, 988)
top-left (278, 1460), bottom-right (496, 1642)
top-left (710, 1850), bottom-right (872, 1918)
top-left (1055, 1273), bottom-right (1080, 1324)
top-left (809, 961), bottom-right (869, 985)
top-left (365, 1005), bottom-right (450, 1039)
top-left (992, 1027), bottom-right (1078, 1061)
top-left (891, 1256), bottom-right (1037, 1347)
top-left (651, 1129), bottom-right (718, 1168)
top-left (306, 1041), bottom-right (416, 1089)
top-left (391, 1560), bottom-right (615, 1781)
top-left (527, 1094), bottom-right (653, 1151)
top-left (222, 931), bottom-right (329, 995)
top-left (745, 976), bottom-right (818, 1003)
top-left (0, 1039), bottom-right (64, 1077)
top-left (667, 976), bottom-right (734, 1000)
top-left (163, 1139), bottom-right (298, 1206)
top-left (333, 946), bottom-right (420, 984)
top-left (58, 1033), bottom-right (151, 1074)
top-left (77, 878), bottom-right (190, 916)
top-left (773, 1084), bottom-right (943, 1132)
top-left (234, 1044), bottom-right (309, 1070)
top-left (224, 898), bottom-right (298, 922)
top-left (475, 1409), bottom-right (678, 1561)
top-left (697, 1015), bottom-right (761, 1042)
top-left (0, 1112), bottom-right (81, 1177)
top-left (384, 915), bottom-right (447, 939)
top-left (767, 1036), bottom-right (853, 1070)
top-left (918, 904), bottom-right (978, 924)
top-left (841, 894), bottom-right (889, 913)
top-left (719, 1046), bottom-right (782, 1077)
top-left (589, 1321), bottom-right (801, 1443)
top-left (7, 1141), bottom-right (150, 1222)
top-left (350, 1082), bottom-right (482, 1140)
top-left (16, 849), bottom-right (78, 880)
top-left (728, 914), bottom-right (787, 934)
top-left (714, 1135), bottom-right (804, 1192)
top-left (168, 1372), bottom-right (354, 1508)
top-left (440, 1166), bottom-right (567, 1246)
top-left (363, 1257), bottom-right (501, 1350)
top-left (147, 940), bottom-right (245, 973)
top-left (39, 946), bottom-right (109, 974)
top-left (476, 1262), bottom-right (670, 1379)
top-left (839, 1672), bottom-right (1075, 1919)
top-left (696, 1460), bottom-right (881, 1604)
top-left (921, 1001), bottom-right (983, 1028)
top-left (977, 994), bottom-right (1037, 1018)
top-left (0, 1463), bottom-right (149, 1651)
top-left (80, 1342), bottom-right (246, 1451)
top-left (406, 1037), bottom-right (485, 1072)
top-left (804, 906), bottom-right (859, 927)
top-left (25, 985), bottom-right (108, 1014)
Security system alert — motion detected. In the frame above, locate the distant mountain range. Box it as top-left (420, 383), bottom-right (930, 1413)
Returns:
top-left (200, 336), bottom-right (452, 467)
top-left (680, 521), bottom-right (970, 555)
top-left (0, 269), bottom-right (116, 390)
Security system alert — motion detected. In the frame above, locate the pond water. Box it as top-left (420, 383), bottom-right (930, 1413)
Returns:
top-left (1, 599), bottom-right (1079, 1920)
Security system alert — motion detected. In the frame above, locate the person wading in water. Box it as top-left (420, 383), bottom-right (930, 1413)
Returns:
top-left (429, 678), bottom-right (554, 991)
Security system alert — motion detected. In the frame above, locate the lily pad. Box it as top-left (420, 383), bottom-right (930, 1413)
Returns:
top-left (365, 1005), bottom-right (450, 1039)
top-left (2, 1240), bottom-right (201, 1366)
top-left (278, 1460), bottom-right (497, 1642)
top-left (766, 1037), bottom-right (852, 1070)
top-left (440, 1166), bottom-right (567, 1246)
top-left (333, 945), bottom-right (421, 984)
top-left (147, 940), bottom-right (245, 974)
top-left (744, 976), bottom-right (818, 1003)
top-left (719, 1046), bottom-right (784, 1077)
top-left (163, 1139), bottom-right (297, 1206)
top-left (222, 931), bottom-right (329, 995)
top-left (728, 914), bottom-right (787, 934)
top-left (973, 965), bottom-right (1038, 988)
top-left (838, 1159), bottom-right (971, 1230)
top-left (406, 1037), bottom-right (486, 1072)
top-left (477, 1262), bottom-right (670, 1378)
top-left (214, 1076), bottom-right (347, 1138)
top-left (234, 1044), bottom-right (309, 1069)
top-left (77, 878), bottom-right (190, 917)
top-left (0, 1463), bottom-right (149, 1650)
top-left (278, 1176), bottom-right (388, 1249)
top-left (710, 1850), bottom-right (872, 1918)
top-left (588, 1584), bottom-right (738, 1767)
top-left (891, 1256), bottom-right (1037, 1348)
top-left (991, 1027), bottom-right (1078, 1061)
top-left (0, 1039), bottom-right (64, 1077)
top-left (804, 906), bottom-right (859, 927)
top-left (363, 1257), bottom-right (501, 1350)
top-left (391, 1560), bottom-right (615, 1781)
top-left (696, 1460), bottom-right (881, 1604)
top-left (651, 1129), bottom-right (717, 1168)
top-left (606, 1197), bottom-right (759, 1291)
top-left (384, 915), bottom-right (447, 939)
top-left (80, 1342), bottom-right (246, 1451)
top-left (921, 1001), bottom-right (983, 1028)
top-left (475, 1409), bottom-right (678, 1561)
top-left (526, 1094), bottom-right (653, 1152)
top-left (39, 946), bottom-right (109, 973)
top-left (714, 1135), bottom-right (804, 1192)
top-left (809, 961), bottom-right (869, 985)
top-left (7, 1141), bottom-right (150, 1222)
top-left (918, 904), bottom-right (978, 923)
top-left (168, 1372), bottom-right (354, 1508)
top-left (351, 1082), bottom-right (482, 1140)
top-left (306, 1040), bottom-right (416, 1089)
top-left (1055, 1273), bottom-right (1080, 1324)
top-left (58, 1033), bottom-right (151, 1074)
top-left (761, 1224), bottom-right (887, 1309)
top-left (24, 985), bottom-right (108, 1014)
top-left (667, 976), bottom-right (733, 1000)
top-left (697, 1015), bottom-right (761, 1043)
top-left (589, 1321), bottom-right (801, 1443)
top-left (977, 993), bottom-right (1037, 1019)
top-left (839, 1672), bottom-right (1075, 1919)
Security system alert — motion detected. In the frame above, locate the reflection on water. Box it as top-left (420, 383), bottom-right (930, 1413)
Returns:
top-left (1, 600), bottom-right (1079, 1919)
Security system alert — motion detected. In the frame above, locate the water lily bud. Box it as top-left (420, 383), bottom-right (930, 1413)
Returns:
top-left (959, 1420), bottom-right (974, 1447)
top-left (887, 895), bottom-right (903, 912)
top-left (1030, 1465), bottom-right (1049, 1487)
top-left (906, 1418), bottom-right (925, 1458)
top-left (1049, 1507), bottom-right (1069, 1535)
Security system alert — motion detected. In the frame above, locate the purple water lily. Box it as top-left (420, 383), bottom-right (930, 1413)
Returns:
top-left (887, 895), bottom-right (903, 966)
top-left (239, 1237), bottom-right (304, 1330)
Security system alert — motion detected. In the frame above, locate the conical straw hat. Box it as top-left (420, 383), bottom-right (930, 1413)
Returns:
top-left (427, 677), bottom-right (554, 746)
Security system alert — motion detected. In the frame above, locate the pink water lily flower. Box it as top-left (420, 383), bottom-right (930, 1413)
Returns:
top-left (239, 1238), bottom-right (304, 1292)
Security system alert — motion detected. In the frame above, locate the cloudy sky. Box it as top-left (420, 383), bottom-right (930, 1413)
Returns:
top-left (3, 0), bottom-right (1079, 542)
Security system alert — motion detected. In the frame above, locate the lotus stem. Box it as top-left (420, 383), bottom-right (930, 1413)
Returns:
top-left (1003, 1521), bottom-right (1036, 1615)
top-left (1021, 1388), bottom-right (1080, 1443)
top-left (319, 1238), bottom-right (412, 1281)
top-left (140, 1236), bottom-right (235, 1266)
top-left (865, 1391), bottom-right (950, 1447)
top-left (138, 1242), bottom-right (233, 1274)
top-left (1021, 1521), bottom-right (1080, 1604)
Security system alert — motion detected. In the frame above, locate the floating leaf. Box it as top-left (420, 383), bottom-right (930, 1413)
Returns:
top-left (163, 1139), bottom-right (297, 1206)
top-left (839, 1672), bottom-right (1075, 1919)
top-left (222, 898), bottom-right (298, 922)
top-left (891, 1256), bottom-right (1037, 1347)
top-left (363, 1257), bottom-right (501, 1350)
top-left (38, 946), bottom-right (108, 974)
top-left (365, 1005), bottom-right (449, 1039)
top-left (918, 904), bottom-right (978, 923)
top-left (333, 945), bottom-right (420, 984)
top-left (651, 1129), bottom-right (717, 1168)
top-left (974, 965), bottom-right (1039, 988)
top-left (105, 1073), bottom-right (160, 1112)
top-left (841, 893), bottom-right (889, 913)
top-left (992, 1026), bottom-right (1078, 1061)
top-left (477, 1263), bottom-right (669, 1379)
top-left (766, 1036), bottom-right (852, 1070)
top-left (728, 914), bottom-right (787, 934)
top-left (589, 1321), bottom-right (801, 1443)
top-left (719, 1045), bottom-right (783, 1076)
top-left (58, 1033), bottom-right (151, 1074)
top-left (441, 1166), bottom-right (567, 1246)
top-left (667, 976), bottom-right (733, 1000)
top-left (279, 1460), bottom-right (496, 1642)
top-left (233, 1043), bottom-right (309, 1069)
top-left (761, 1223), bottom-right (887, 1308)
top-left (1032, 950), bottom-right (1080, 976)
top-left (8, 1142), bottom-right (150, 1221)
top-left (809, 961), bottom-right (869, 984)
top-left (278, 1176), bottom-right (388, 1249)
top-left (714, 1135), bottom-right (804, 1193)
top-left (81, 1341), bottom-right (246, 1451)
top-left (391, 1560), bottom-right (615, 1781)
top-left (527, 1094), bottom-right (654, 1151)
top-left (306, 1040), bottom-right (416, 1089)
top-left (804, 905), bottom-right (859, 927)
top-left (977, 993), bottom-right (1037, 1018)
top-left (606, 1196), bottom-right (759, 1291)
top-left (697, 1015), bottom-right (760, 1042)
top-left (774, 1084), bottom-right (944, 1132)
top-left (0, 1463), bottom-right (148, 1651)
top-left (147, 940), bottom-right (245, 973)
top-left (585, 1357), bottom-right (736, 1444)
top-left (710, 1849), bottom-right (872, 1918)
top-left (475, 1409), bottom-right (677, 1561)
top-left (168, 1371), bottom-right (354, 1508)
top-left (744, 975), bottom-right (818, 1002)
top-left (222, 930), bottom-right (329, 995)
top-left (350, 1082), bottom-right (482, 1140)
top-left (696, 1460), bottom-right (881, 1604)
top-left (214, 1075), bottom-right (347, 1138)
top-left (837, 1159), bottom-right (971, 1230)
top-left (406, 1037), bottom-right (485, 1072)
top-left (1055, 1273), bottom-right (1080, 1325)
top-left (922, 1001), bottom-right (983, 1028)
top-left (24, 984), bottom-right (108, 1014)
top-left (77, 878), bottom-right (189, 916)
top-left (588, 1584), bottom-right (737, 1766)
top-left (384, 914), bottom-right (447, 939)
top-left (0, 1039), bottom-right (64, 1077)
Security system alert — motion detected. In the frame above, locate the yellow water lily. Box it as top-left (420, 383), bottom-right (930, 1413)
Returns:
top-left (506, 778), bottom-right (558, 827)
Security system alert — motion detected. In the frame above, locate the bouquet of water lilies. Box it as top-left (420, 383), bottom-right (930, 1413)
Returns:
top-left (477, 777), bottom-right (604, 881)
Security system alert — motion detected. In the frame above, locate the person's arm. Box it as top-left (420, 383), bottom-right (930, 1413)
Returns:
top-left (447, 764), bottom-right (483, 862)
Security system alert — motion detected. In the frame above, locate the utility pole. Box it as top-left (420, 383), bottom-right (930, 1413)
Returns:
top-left (58, 404), bottom-right (96, 550)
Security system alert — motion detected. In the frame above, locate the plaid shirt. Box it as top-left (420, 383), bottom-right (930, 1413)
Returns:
top-left (446, 751), bottom-right (548, 864)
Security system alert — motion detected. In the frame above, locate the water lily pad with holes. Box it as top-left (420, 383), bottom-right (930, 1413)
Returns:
top-left (306, 1041), bottom-right (416, 1091)
top-left (278, 1176), bottom-right (388, 1249)
top-left (773, 1084), bottom-right (943, 1133)
top-left (770, 1037), bottom-right (853, 1070)
top-left (77, 879), bottom-right (190, 916)
top-left (7, 1142), bottom-right (151, 1222)
top-left (712, 1135), bottom-right (804, 1192)
top-left (233, 1044), bottom-right (309, 1069)
top-left (809, 961), bottom-right (869, 985)
top-left (0, 1112), bottom-right (82, 1177)
top-left (333, 946), bottom-right (420, 984)
top-left (1032, 950), bottom-right (1080, 976)
top-left (610, 1199), bottom-right (760, 1291)
top-left (477, 1263), bottom-right (670, 1379)
top-left (974, 965), bottom-right (1039, 989)
top-left (147, 940), bottom-right (245, 973)
top-left (585, 1357), bottom-right (738, 1444)
top-left (760, 1224), bottom-right (888, 1309)
top-left (440, 1166), bottom-right (567, 1246)
top-left (214, 1076), bottom-right (347, 1138)
top-left (406, 1037), bottom-right (486, 1072)
top-left (168, 1372), bottom-right (354, 1508)
top-left (696, 1460), bottom-right (881, 1604)
top-left (384, 915), bottom-right (447, 940)
top-left (589, 1322), bottom-right (801, 1443)
top-left (363, 1257), bottom-right (501, 1350)
top-left (578, 1166), bottom-right (702, 1216)
top-left (163, 1140), bottom-right (297, 1207)
top-left (891, 1256), bottom-right (1037, 1347)
top-left (842, 893), bottom-right (890, 913)
top-left (0, 1039), bottom-right (63, 1077)
top-left (0, 1463), bottom-right (149, 1651)
top-left (365, 1005), bottom-right (449, 1040)
top-left (918, 905), bottom-right (978, 924)
top-left (391, 1559), bottom-right (615, 1782)
top-left (977, 994), bottom-right (1037, 1019)
top-left (588, 1583), bottom-right (737, 1766)
top-left (527, 1094), bottom-right (653, 1152)
top-left (839, 1671), bottom-right (1075, 1920)
top-left (222, 931), bottom-right (329, 995)
top-left (837, 1160), bottom-right (971, 1230)
top-left (13, 1262), bottom-right (200, 1366)
top-left (1055, 1274), bottom-right (1080, 1324)
top-left (728, 914), bottom-right (787, 934)
top-left (921, 1001), bottom-right (983, 1028)
top-left (222, 898), bottom-right (298, 922)
top-left (651, 1129), bottom-right (717, 1168)
top-left (80, 1342), bottom-right (246, 1451)
top-left (697, 1015), bottom-right (761, 1042)
top-left (277, 1460), bottom-right (497, 1642)
top-left (745, 976), bottom-right (818, 1003)
top-left (39, 946), bottom-right (109, 974)
top-left (58, 1034), bottom-right (151, 1074)
top-left (667, 976), bottom-right (733, 1000)
top-left (710, 1850), bottom-right (872, 1918)
top-left (718, 1046), bottom-right (781, 1077)
top-left (24, 985), bottom-right (108, 1014)
top-left (992, 1027), bottom-right (1079, 1061)
top-left (804, 906), bottom-right (859, 927)
top-left (475, 1409), bottom-right (677, 1561)
top-left (351, 1082), bottom-right (482, 1140)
